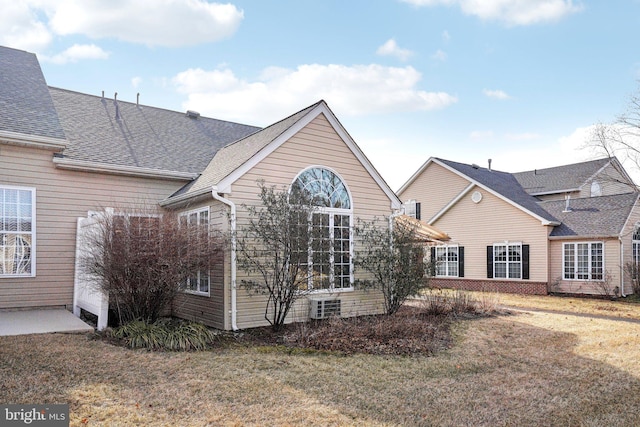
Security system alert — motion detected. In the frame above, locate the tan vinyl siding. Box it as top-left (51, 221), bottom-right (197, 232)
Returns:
top-left (229, 114), bottom-right (390, 329)
top-left (431, 187), bottom-right (551, 282)
top-left (581, 163), bottom-right (635, 198)
top-left (0, 144), bottom-right (185, 310)
top-left (171, 200), bottom-right (227, 329)
top-left (398, 162), bottom-right (471, 221)
top-left (616, 198), bottom-right (640, 295)
top-left (549, 238), bottom-right (621, 296)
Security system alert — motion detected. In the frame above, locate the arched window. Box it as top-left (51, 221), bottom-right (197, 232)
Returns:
top-left (291, 167), bottom-right (353, 291)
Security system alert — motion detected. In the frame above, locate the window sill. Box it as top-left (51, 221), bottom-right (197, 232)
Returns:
top-left (184, 290), bottom-right (210, 297)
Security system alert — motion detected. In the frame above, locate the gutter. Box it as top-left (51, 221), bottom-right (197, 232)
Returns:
top-left (211, 186), bottom-right (238, 331)
top-left (53, 157), bottom-right (198, 181)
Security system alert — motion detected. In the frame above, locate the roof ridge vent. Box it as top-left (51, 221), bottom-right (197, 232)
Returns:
top-left (186, 110), bottom-right (200, 119)
top-left (471, 163), bottom-right (480, 169)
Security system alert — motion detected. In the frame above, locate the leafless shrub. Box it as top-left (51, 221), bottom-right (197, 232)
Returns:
top-left (80, 207), bottom-right (222, 325)
top-left (624, 262), bottom-right (640, 295)
top-left (420, 289), bottom-right (499, 316)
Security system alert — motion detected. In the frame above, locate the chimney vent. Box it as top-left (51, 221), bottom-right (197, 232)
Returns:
top-left (563, 194), bottom-right (572, 213)
top-left (488, 159), bottom-right (492, 172)
top-left (186, 110), bottom-right (200, 119)
top-left (136, 93), bottom-right (140, 106)
top-left (114, 92), bottom-right (120, 120)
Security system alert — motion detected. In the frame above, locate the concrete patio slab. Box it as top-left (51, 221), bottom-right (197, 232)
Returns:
top-left (0, 309), bottom-right (94, 336)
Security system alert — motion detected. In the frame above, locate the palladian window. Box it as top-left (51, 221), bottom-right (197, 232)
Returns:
top-left (291, 167), bottom-right (353, 291)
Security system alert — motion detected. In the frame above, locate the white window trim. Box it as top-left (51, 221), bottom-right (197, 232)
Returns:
top-left (493, 241), bottom-right (522, 280)
top-left (562, 241), bottom-right (605, 281)
top-left (179, 207), bottom-right (211, 296)
top-left (0, 185), bottom-right (36, 278)
top-left (434, 244), bottom-right (459, 277)
top-left (305, 206), bottom-right (354, 294)
top-left (633, 228), bottom-right (640, 265)
top-left (291, 166), bottom-right (355, 293)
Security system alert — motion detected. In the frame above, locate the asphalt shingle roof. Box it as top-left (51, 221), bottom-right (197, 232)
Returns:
top-left (0, 46), bottom-right (65, 140)
top-left (437, 158), bottom-right (560, 224)
top-left (182, 101), bottom-right (322, 195)
top-left (540, 192), bottom-right (638, 237)
top-left (513, 158), bottom-right (611, 195)
top-left (49, 88), bottom-right (260, 174)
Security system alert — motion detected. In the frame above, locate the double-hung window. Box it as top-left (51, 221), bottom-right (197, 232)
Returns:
top-left (563, 242), bottom-right (603, 281)
top-left (433, 245), bottom-right (462, 277)
top-left (0, 186), bottom-right (35, 277)
top-left (487, 242), bottom-right (530, 280)
top-left (291, 167), bottom-right (353, 291)
top-left (179, 207), bottom-right (210, 295)
top-left (493, 243), bottom-right (522, 279)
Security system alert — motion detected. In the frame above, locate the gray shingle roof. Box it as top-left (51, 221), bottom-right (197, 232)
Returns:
top-left (50, 88), bottom-right (260, 174)
top-left (0, 46), bottom-right (65, 140)
top-left (178, 100), bottom-right (322, 196)
top-left (437, 158), bottom-right (560, 224)
top-left (540, 192), bottom-right (639, 237)
top-left (513, 158), bottom-right (611, 195)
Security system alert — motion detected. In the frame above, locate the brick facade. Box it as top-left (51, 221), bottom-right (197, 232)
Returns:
top-left (431, 278), bottom-right (548, 295)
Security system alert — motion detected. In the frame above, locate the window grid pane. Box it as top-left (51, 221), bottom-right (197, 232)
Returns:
top-left (0, 188), bottom-right (33, 276)
top-left (563, 242), bottom-right (604, 281)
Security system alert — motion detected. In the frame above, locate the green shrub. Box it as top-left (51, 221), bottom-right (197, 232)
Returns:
top-left (112, 319), bottom-right (216, 351)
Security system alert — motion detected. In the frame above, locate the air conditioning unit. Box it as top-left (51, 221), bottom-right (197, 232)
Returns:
top-left (309, 298), bottom-right (341, 319)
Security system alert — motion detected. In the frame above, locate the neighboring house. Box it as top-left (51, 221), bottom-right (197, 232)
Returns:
top-left (0, 45), bottom-right (401, 330)
top-left (398, 157), bottom-right (640, 296)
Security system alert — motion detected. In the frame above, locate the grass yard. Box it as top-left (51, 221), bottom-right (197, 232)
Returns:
top-left (2, 293), bottom-right (640, 426)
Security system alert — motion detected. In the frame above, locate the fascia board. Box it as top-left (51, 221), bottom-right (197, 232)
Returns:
top-left (53, 157), bottom-right (198, 180)
top-left (432, 158), bottom-right (560, 226)
top-left (217, 102), bottom-right (402, 210)
top-left (0, 130), bottom-right (67, 151)
top-left (397, 157), bottom-right (435, 196)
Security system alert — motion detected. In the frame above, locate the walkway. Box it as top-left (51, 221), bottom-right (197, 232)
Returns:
top-left (0, 309), bottom-right (94, 336)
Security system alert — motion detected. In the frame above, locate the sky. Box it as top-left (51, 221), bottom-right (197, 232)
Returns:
top-left (2, 0), bottom-right (640, 190)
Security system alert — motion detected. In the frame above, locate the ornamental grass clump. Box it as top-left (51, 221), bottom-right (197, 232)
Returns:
top-left (112, 319), bottom-right (216, 351)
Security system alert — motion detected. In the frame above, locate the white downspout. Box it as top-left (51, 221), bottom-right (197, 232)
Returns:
top-left (619, 236), bottom-right (626, 297)
top-left (211, 186), bottom-right (238, 331)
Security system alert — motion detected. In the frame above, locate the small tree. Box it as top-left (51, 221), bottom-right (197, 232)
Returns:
top-left (235, 183), bottom-right (319, 331)
top-left (80, 207), bottom-right (221, 325)
top-left (355, 216), bottom-right (432, 315)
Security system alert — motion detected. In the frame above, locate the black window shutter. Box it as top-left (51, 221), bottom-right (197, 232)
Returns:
top-left (415, 202), bottom-right (421, 220)
top-left (487, 246), bottom-right (493, 278)
top-left (522, 244), bottom-right (530, 280)
top-left (430, 246), bottom-right (435, 260)
top-left (458, 247), bottom-right (464, 277)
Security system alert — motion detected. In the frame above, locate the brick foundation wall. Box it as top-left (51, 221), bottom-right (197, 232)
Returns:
top-left (431, 278), bottom-right (548, 295)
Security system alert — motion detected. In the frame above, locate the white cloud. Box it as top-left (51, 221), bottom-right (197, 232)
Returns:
top-left (173, 64), bottom-right (457, 124)
top-left (492, 125), bottom-right (594, 173)
top-left (400, 0), bottom-right (583, 26)
top-left (376, 39), bottom-right (414, 61)
top-left (483, 89), bottom-right (511, 100)
top-left (0, 1), bottom-right (52, 51)
top-left (0, 0), bottom-right (243, 51)
top-left (41, 43), bottom-right (109, 64)
top-left (49, 0), bottom-right (243, 47)
top-left (442, 30), bottom-right (451, 42)
top-left (505, 132), bottom-right (540, 141)
top-left (469, 130), bottom-right (494, 140)
top-left (131, 77), bottom-right (142, 89)
top-left (432, 49), bottom-right (448, 62)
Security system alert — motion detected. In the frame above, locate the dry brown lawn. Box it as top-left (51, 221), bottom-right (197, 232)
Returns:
top-left (2, 293), bottom-right (640, 426)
